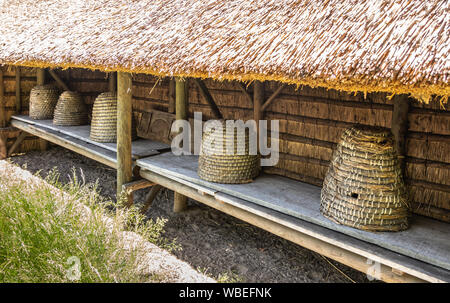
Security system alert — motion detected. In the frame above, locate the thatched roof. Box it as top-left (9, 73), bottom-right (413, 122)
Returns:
top-left (0, 0), bottom-right (448, 102)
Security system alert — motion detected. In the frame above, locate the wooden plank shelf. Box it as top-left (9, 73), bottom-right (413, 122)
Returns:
top-left (10, 115), bottom-right (170, 168)
top-left (12, 115), bottom-right (170, 158)
top-left (137, 152), bottom-right (450, 282)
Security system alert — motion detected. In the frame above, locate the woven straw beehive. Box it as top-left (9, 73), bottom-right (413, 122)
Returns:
top-left (53, 91), bottom-right (88, 126)
top-left (90, 92), bottom-right (138, 143)
top-left (198, 121), bottom-right (260, 184)
top-left (90, 92), bottom-right (118, 142)
top-left (320, 126), bottom-right (409, 232)
top-left (29, 85), bottom-right (60, 120)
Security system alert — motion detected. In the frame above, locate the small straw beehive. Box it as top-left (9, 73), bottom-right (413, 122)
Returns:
top-left (29, 85), bottom-right (60, 120)
top-left (198, 120), bottom-right (260, 184)
top-left (320, 126), bottom-right (410, 232)
top-left (90, 92), bottom-right (138, 143)
top-left (53, 91), bottom-right (88, 126)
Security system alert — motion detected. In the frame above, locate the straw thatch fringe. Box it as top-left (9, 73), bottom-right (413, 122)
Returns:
top-left (0, 1), bottom-right (448, 101)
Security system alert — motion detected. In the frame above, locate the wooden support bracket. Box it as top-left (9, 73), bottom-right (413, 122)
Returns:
top-left (122, 179), bottom-right (155, 195)
top-left (8, 131), bottom-right (27, 156)
top-left (48, 69), bottom-right (70, 91)
top-left (236, 82), bottom-right (253, 106)
top-left (261, 84), bottom-right (286, 112)
top-left (140, 184), bottom-right (163, 214)
top-left (193, 78), bottom-right (223, 119)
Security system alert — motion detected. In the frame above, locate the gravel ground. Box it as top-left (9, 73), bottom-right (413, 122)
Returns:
top-left (10, 146), bottom-right (373, 283)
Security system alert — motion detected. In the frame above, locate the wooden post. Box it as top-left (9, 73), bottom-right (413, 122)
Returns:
top-left (36, 68), bottom-right (48, 150)
top-left (15, 67), bottom-right (21, 113)
top-left (117, 72), bottom-right (133, 206)
top-left (391, 95), bottom-right (410, 173)
top-left (173, 77), bottom-right (188, 212)
top-left (253, 81), bottom-right (264, 152)
top-left (109, 72), bottom-right (117, 93)
top-left (0, 69), bottom-right (5, 159)
top-left (36, 68), bottom-right (46, 86)
top-left (168, 78), bottom-right (176, 113)
top-left (0, 69), bottom-right (5, 128)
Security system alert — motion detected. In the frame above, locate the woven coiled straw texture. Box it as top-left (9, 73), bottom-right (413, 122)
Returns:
top-left (198, 121), bottom-right (260, 184)
top-left (29, 85), bottom-right (60, 120)
top-left (90, 91), bottom-right (138, 143)
top-left (90, 92), bottom-right (117, 142)
top-left (53, 91), bottom-right (88, 126)
top-left (320, 126), bottom-right (410, 232)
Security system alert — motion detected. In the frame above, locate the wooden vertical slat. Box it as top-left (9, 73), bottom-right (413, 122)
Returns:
top-left (391, 95), bottom-right (410, 173)
top-left (36, 68), bottom-right (49, 150)
top-left (168, 78), bottom-right (176, 113)
top-left (15, 67), bottom-right (21, 113)
top-left (173, 77), bottom-right (188, 212)
top-left (253, 80), bottom-right (264, 152)
top-left (0, 69), bottom-right (5, 127)
top-left (36, 68), bottom-right (46, 86)
top-left (109, 72), bottom-right (117, 93)
top-left (117, 72), bottom-right (133, 205)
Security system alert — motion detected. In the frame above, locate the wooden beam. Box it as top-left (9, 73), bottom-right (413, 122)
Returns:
top-left (140, 169), bottom-right (429, 283)
top-left (15, 67), bottom-right (21, 113)
top-left (109, 72), bottom-right (117, 93)
top-left (236, 82), bottom-right (253, 106)
top-left (0, 69), bottom-right (5, 128)
top-left (168, 78), bottom-right (176, 113)
top-left (140, 184), bottom-right (163, 214)
top-left (122, 179), bottom-right (154, 195)
top-left (174, 77), bottom-right (188, 212)
top-left (117, 72), bottom-right (133, 206)
top-left (253, 81), bottom-right (264, 152)
top-left (261, 83), bottom-right (286, 112)
top-left (48, 69), bottom-right (70, 91)
top-left (391, 95), bottom-right (410, 173)
top-left (36, 68), bottom-right (48, 150)
top-left (193, 78), bottom-right (223, 119)
top-left (36, 68), bottom-right (46, 86)
top-left (7, 131), bottom-right (26, 156)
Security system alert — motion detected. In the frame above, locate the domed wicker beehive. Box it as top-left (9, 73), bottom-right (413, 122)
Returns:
top-left (29, 85), bottom-right (60, 120)
top-left (53, 91), bottom-right (88, 126)
top-left (320, 126), bottom-right (409, 232)
top-left (89, 92), bottom-right (137, 143)
top-left (198, 121), bottom-right (260, 184)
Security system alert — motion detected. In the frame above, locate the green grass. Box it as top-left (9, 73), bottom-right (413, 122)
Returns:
top-left (0, 168), bottom-right (180, 283)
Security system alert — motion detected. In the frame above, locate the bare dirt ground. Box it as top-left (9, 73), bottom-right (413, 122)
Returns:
top-left (10, 146), bottom-right (373, 283)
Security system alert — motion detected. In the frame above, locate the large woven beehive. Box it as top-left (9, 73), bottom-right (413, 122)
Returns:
top-left (53, 91), bottom-right (88, 126)
top-left (29, 85), bottom-right (60, 120)
top-left (320, 126), bottom-right (409, 232)
top-left (89, 92), bottom-right (138, 143)
top-left (198, 121), bottom-right (260, 184)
